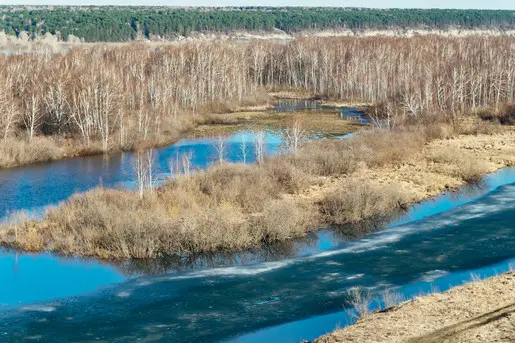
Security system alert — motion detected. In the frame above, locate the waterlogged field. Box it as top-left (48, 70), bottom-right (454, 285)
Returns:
top-left (0, 34), bottom-right (514, 343)
top-left (0, 101), bottom-right (363, 221)
top-left (0, 169), bottom-right (514, 342)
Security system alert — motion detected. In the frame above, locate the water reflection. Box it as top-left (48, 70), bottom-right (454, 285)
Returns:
top-left (274, 98), bottom-right (370, 125)
top-left (0, 100), bottom-right (362, 220)
top-left (1, 168), bottom-right (513, 308)
top-left (0, 130), bottom-right (284, 220)
top-left (1, 183), bottom-right (514, 342)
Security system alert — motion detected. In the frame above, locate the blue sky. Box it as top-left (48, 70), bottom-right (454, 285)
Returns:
top-left (0, 1), bottom-right (514, 10)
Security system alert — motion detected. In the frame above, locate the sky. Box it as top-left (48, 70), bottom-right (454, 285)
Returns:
top-left (0, 1), bottom-right (514, 10)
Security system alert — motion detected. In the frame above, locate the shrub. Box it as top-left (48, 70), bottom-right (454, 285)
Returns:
top-left (428, 148), bottom-right (489, 183)
top-left (251, 199), bottom-right (317, 242)
top-left (319, 179), bottom-right (409, 224)
top-left (291, 140), bottom-right (359, 176)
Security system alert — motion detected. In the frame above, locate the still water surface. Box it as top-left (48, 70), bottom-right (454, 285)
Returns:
top-left (0, 101), bottom-right (513, 342)
top-left (0, 168), bottom-right (514, 342)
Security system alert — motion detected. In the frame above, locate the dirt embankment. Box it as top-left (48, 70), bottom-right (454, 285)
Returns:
top-left (314, 271), bottom-right (515, 343)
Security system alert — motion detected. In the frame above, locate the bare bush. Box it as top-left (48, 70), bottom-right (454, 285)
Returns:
top-left (348, 287), bottom-right (372, 320)
top-left (380, 288), bottom-right (404, 309)
top-left (320, 179), bottom-right (410, 224)
top-left (283, 119), bottom-right (307, 154)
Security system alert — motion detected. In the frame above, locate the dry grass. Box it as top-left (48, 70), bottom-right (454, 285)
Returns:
top-left (191, 109), bottom-right (359, 138)
top-left (427, 148), bottom-right (490, 183)
top-left (348, 287), bottom-right (373, 319)
top-left (0, 137), bottom-right (68, 168)
top-left (320, 179), bottom-right (410, 224)
top-left (0, 116), bottom-right (192, 169)
top-left (1, 164), bottom-right (317, 259)
top-left (0, 113), bottom-right (511, 259)
top-left (314, 272), bottom-right (515, 343)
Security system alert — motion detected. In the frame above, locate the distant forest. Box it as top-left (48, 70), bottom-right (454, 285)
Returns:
top-left (1, 6), bottom-right (515, 42)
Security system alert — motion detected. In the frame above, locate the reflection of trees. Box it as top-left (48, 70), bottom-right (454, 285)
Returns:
top-left (110, 212), bottom-right (408, 276)
top-left (330, 211), bottom-right (406, 241)
top-left (112, 235), bottom-right (319, 276)
top-left (446, 180), bottom-right (487, 202)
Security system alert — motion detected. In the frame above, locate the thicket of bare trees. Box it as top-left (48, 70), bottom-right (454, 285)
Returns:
top-left (0, 44), bottom-right (258, 157)
top-left (256, 36), bottom-right (515, 121)
top-left (1, 36), bottom-right (514, 166)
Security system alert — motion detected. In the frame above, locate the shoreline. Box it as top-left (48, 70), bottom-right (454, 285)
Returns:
top-left (0, 99), bottom-right (359, 171)
top-left (1, 123), bottom-right (513, 260)
top-left (314, 271), bottom-right (515, 343)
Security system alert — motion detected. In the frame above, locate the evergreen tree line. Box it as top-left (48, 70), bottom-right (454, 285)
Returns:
top-left (1, 6), bottom-right (515, 42)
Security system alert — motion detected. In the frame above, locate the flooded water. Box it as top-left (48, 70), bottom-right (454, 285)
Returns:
top-left (0, 100), bottom-right (364, 221)
top-left (274, 99), bottom-right (369, 124)
top-left (0, 131), bottom-right (283, 220)
top-left (0, 100), bottom-right (514, 342)
top-left (0, 167), bottom-right (514, 342)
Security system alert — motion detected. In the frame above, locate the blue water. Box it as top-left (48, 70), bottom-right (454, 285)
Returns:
top-left (0, 252), bottom-right (125, 308)
top-left (0, 99), bottom-right (514, 342)
top-left (0, 100), bottom-right (363, 220)
top-left (234, 257), bottom-right (515, 343)
top-left (0, 131), bottom-right (283, 221)
top-left (0, 178), bottom-right (514, 342)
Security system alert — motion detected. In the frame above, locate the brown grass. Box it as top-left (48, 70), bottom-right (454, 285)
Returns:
top-left (320, 179), bottom-right (410, 225)
top-left (427, 148), bottom-right (490, 183)
top-left (0, 114), bottom-right (511, 259)
top-left (0, 116), bottom-right (192, 169)
top-left (314, 272), bottom-right (515, 343)
top-left (2, 164), bottom-right (317, 259)
top-left (191, 109), bottom-right (359, 138)
top-left (0, 137), bottom-right (68, 168)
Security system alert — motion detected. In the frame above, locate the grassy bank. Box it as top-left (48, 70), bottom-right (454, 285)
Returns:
top-left (1, 109), bottom-right (514, 259)
top-left (192, 107), bottom-right (360, 137)
top-left (0, 105), bottom-right (358, 169)
top-left (0, 126), bottom-right (186, 169)
top-left (2, 36), bottom-right (515, 170)
top-left (314, 271), bottom-right (515, 343)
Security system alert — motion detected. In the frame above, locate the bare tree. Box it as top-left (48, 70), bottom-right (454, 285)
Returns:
top-left (213, 135), bottom-right (227, 164)
top-left (181, 151), bottom-right (193, 176)
top-left (0, 100), bottom-right (19, 142)
top-left (43, 80), bottom-right (69, 135)
top-left (1, 36), bottom-right (515, 159)
top-left (23, 93), bottom-right (42, 141)
top-left (134, 149), bottom-right (156, 199)
top-left (254, 130), bottom-right (266, 165)
top-left (284, 120), bottom-right (307, 154)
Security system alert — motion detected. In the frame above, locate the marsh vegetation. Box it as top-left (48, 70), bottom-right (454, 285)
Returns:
top-left (1, 35), bottom-right (514, 259)
top-left (1, 36), bottom-right (514, 167)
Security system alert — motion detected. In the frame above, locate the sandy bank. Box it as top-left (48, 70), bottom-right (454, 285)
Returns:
top-left (314, 271), bottom-right (515, 343)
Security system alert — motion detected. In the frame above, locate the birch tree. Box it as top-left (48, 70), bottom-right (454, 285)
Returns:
top-left (23, 93), bottom-right (42, 141)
